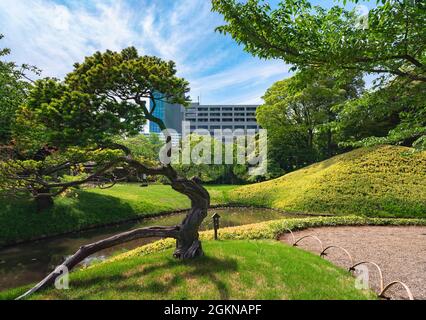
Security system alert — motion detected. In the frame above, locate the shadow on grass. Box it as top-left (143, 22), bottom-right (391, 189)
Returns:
top-left (71, 255), bottom-right (238, 300)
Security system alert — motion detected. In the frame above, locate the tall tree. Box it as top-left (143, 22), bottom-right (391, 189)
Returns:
top-left (0, 34), bottom-right (38, 144)
top-left (212, 0), bottom-right (426, 149)
top-left (336, 78), bottom-right (426, 149)
top-left (5, 48), bottom-right (211, 299)
top-left (257, 69), bottom-right (364, 171)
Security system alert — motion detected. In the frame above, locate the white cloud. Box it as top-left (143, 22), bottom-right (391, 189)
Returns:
top-left (0, 0), bottom-right (135, 77)
top-left (136, 0), bottom-right (223, 75)
top-left (0, 0), bottom-right (292, 104)
top-left (190, 59), bottom-right (290, 104)
top-left (191, 60), bottom-right (289, 92)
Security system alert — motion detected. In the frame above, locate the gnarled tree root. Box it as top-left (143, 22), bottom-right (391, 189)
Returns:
top-left (16, 225), bottom-right (180, 300)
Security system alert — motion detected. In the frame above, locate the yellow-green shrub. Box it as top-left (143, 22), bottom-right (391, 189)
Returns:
top-left (229, 146), bottom-right (426, 217)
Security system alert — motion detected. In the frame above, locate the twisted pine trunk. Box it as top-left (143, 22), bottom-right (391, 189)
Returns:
top-left (171, 177), bottom-right (210, 259)
top-left (16, 175), bottom-right (210, 300)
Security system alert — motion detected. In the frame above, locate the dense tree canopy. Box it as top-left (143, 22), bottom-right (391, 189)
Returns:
top-left (336, 78), bottom-right (426, 149)
top-left (16, 47), bottom-right (189, 152)
top-left (212, 0), bottom-right (426, 83)
top-left (1, 47), bottom-right (192, 210)
top-left (173, 134), bottom-right (263, 184)
top-left (257, 69), bottom-right (364, 172)
top-left (116, 133), bottom-right (163, 165)
top-left (213, 0), bottom-right (426, 150)
top-left (0, 34), bottom-right (38, 144)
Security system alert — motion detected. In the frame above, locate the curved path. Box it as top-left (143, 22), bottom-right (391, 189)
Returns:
top-left (280, 226), bottom-right (426, 300)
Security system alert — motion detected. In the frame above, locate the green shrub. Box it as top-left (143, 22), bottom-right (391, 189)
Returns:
top-left (229, 146), bottom-right (426, 217)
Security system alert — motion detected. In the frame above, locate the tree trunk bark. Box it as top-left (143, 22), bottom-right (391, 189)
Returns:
top-left (35, 188), bottom-right (54, 212)
top-left (171, 177), bottom-right (210, 259)
top-left (307, 128), bottom-right (313, 149)
top-left (327, 129), bottom-right (333, 157)
top-left (16, 175), bottom-right (210, 299)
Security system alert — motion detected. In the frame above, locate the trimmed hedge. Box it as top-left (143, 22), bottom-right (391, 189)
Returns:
top-left (229, 146), bottom-right (426, 218)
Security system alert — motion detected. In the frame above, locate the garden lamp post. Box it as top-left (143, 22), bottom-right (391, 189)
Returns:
top-left (212, 213), bottom-right (221, 240)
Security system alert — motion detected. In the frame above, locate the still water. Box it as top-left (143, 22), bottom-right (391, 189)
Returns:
top-left (0, 207), bottom-right (295, 291)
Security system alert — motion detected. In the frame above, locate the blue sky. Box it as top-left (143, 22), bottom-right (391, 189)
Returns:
top-left (0, 0), bottom-right (376, 104)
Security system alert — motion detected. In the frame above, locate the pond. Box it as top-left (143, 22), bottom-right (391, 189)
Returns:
top-left (0, 207), bottom-right (298, 292)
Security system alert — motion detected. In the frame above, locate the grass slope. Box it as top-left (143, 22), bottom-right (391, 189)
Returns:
top-left (0, 184), bottom-right (236, 246)
top-left (2, 241), bottom-right (375, 300)
top-left (230, 146), bottom-right (426, 217)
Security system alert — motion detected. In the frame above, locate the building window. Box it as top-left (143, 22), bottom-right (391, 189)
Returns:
top-left (149, 93), bottom-right (165, 133)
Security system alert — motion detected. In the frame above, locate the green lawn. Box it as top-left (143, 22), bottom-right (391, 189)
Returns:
top-left (1, 240), bottom-right (375, 300)
top-left (229, 146), bottom-right (426, 218)
top-left (0, 184), bottom-right (237, 246)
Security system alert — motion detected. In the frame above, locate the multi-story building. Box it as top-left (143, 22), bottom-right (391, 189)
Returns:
top-left (147, 93), bottom-right (185, 134)
top-left (141, 94), bottom-right (184, 145)
top-left (184, 103), bottom-right (260, 134)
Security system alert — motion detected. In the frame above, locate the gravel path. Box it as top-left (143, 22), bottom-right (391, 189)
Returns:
top-left (280, 226), bottom-right (426, 300)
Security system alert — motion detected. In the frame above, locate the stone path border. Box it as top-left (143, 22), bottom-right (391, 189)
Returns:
top-left (280, 226), bottom-right (426, 300)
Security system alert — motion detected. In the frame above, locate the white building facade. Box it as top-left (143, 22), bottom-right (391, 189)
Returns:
top-left (184, 103), bottom-right (260, 135)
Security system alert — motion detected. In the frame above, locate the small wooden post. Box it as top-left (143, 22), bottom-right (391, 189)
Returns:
top-left (212, 213), bottom-right (221, 240)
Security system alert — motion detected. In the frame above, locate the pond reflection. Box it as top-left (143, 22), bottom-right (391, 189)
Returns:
top-left (0, 207), bottom-right (296, 291)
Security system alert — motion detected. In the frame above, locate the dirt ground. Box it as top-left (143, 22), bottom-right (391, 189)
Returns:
top-left (280, 226), bottom-right (426, 300)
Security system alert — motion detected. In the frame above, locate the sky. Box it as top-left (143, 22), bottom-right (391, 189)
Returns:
top-left (0, 0), bottom-right (376, 105)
